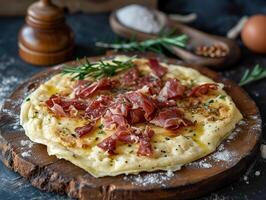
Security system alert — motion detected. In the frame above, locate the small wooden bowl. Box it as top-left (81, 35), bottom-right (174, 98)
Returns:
top-left (110, 8), bottom-right (240, 68)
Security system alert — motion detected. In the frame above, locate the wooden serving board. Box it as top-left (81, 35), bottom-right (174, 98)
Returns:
top-left (0, 53), bottom-right (261, 200)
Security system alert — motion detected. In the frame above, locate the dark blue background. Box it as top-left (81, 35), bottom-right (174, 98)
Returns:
top-left (0, 0), bottom-right (266, 199)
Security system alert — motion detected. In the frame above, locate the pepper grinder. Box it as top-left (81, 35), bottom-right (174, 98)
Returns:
top-left (18, 0), bottom-right (74, 65)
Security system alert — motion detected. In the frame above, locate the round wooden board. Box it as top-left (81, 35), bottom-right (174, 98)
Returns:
top-left (0, 53), bottom-right (262, 200)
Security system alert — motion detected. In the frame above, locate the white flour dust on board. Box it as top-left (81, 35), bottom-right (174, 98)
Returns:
top-left (0, 54), bottom-right (23, 110)
top-left (20, 140), bottom-right (34, 158)
top-left (123, 170), bottom-right (174, 186)
top-left (0, 76), bottom-right (23, 110)
top-left (20, 140), bottom-right (34, 148)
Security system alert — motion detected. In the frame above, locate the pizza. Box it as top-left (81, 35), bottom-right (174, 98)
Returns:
top-left (20, 55), bottom-right (242, 177)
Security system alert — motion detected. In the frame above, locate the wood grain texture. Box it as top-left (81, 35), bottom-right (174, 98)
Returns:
top-left (0, 53), bottom-right (261, 200)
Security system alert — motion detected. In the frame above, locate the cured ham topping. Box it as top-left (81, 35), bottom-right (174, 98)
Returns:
top-left (49, 103), bottom-right (67, 117)
top-left (125, 91), bottom-right (156, 120)
top-left (75, 121), bottom-right (96, 137)
top-left (188, 83), bottom-right (218, 97)
top-left (158, 79), bottom-right (185, 100)
top-left (85, 95), bottom-right (113, 119)
top-left (155, 99), bottom-right (177, 108)
top-left (75, 78), bottom-right (115, 98)
top-left (150, 108), bottom-right (192, 131)
top-left (109, 96), bottom-right (131, 117)
top-left (45, 95), bottom-right (87, 116)
top-left (102, 110), bottom-right (128, 129)
top-left (116, 125), bottom-right (139, 144)
top-left (120, 68), bottom-right (140, 87)
top-left (148, 58), bottom-right (167, 77)
top-left (98, 125), bottom-right (154, 156)
top-left (137, 76), bottom-right (162, 95)
top-left (137, 126), bottom-right (154, 157)
top-left (49, 59), bottom-right (205, 157)
top-left (129, 108), bottom-right (146, 124)
top-left (97, 135), bottom-right (117, 155)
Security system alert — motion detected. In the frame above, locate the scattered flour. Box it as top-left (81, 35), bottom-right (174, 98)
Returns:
top-left (189, 158), bottom-right (213, 169)
top-left (20, 140), bottom-right (34, 158)
top-left (243, 175), bottom-right (249, 184)
top-left (255, 171), bottom-right (261, 176)
top-left (123, 170), bottom-right (174, 186)
top-left (0, 54), bottom-right (15, 69)
top-left (0, 76), bottom-right (22, 110)
top-left (20, 140), bottom-right (34, 148)
top-left (253, 91), bottom-right (260, 97)
top-left (211, 149), bottom-right (234, 162)
top-left (21, 150), bottom-right (31, 158)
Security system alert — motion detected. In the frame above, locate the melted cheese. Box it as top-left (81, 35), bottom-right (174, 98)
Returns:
top-left (20, 56), bottom-right (242, 177)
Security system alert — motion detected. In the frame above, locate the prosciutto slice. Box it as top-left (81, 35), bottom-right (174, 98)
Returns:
top-left (150, 108), bottom-right (192, 131)
top-left (125, 91), bottom-right (156, 120)
top-left (75, 78), bottom-right (115, 98)
top-left (120, 68), bottom-right (140, 87)
top-left (75, 121), bottom-right (96, 137)
top-left (129, 108), bottom-right (146, 124)
top-left (158, 79), bottom-right (185, 100)
top-left (137, 76), bottom-right (162, 95)
top-left (45, 95), bottom-right (87, 116)
top-left (97, 135), bottom-right (117, 155)
top-left (85, 95), bottom-right (113, 119)
top-left (137, 126), bottom-right (154, 157)
top-left (102, 110), bottom-right (128, 129)
top-left (116, 125), bottom-right (139, 144)
top-left (188, 83), bottom-right (218, 97)
top-left (148, 58), bottom-right (167, 77)
top-left (109, 96), bottom-right (131, 117)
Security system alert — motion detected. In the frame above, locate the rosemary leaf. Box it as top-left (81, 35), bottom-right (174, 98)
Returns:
top-left (95, 35), bottom-right (188, 53)
top-left (239, 64), bottom-right (266, 86)
top-left (62, 56), bottom-right (136, 80)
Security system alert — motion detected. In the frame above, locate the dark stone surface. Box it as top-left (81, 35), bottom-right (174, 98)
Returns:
top-left (0, 1), bottom-right (265, 199)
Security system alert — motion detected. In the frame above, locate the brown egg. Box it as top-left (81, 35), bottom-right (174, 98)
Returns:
top-left (241, 15), bottom-right (266, 54)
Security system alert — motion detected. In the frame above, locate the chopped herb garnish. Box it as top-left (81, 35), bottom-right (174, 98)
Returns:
top-left (26, 98), bottom-right (30, 102)
top-left (97, 130), bottom-right (105, 135)
top-left (239, 64), bottom-right (266, 86)
top-left (219, 95), bottom-right (226, 100)
top-left (165, 137), bottom-right (170, 140)
top-left (99, 124), bottom-right (104, 129)
top-left (62, 56), bottom-right (136, 80)
top-left (204, 99), bottom-right (214, 108)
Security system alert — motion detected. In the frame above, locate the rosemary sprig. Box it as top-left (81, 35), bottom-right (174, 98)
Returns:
top-left (62, 56), bottom-right (135, 80)
top-left (95, 34), bottom-right (188, 53)
top-left (239, 64), bottom-right (266, 86)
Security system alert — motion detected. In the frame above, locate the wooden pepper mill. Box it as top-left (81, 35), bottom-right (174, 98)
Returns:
top-left (18, 0), bottom-right (74, 65)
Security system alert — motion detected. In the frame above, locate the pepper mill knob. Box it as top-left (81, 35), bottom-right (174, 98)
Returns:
top-left (18, 0), bottom-right (74, 65)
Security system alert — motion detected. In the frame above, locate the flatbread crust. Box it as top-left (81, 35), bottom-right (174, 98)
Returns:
top-left (20, 56), bottom-right (242, 177)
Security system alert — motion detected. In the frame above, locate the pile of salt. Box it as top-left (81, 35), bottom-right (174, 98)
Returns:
top-left (116, 4), bottom-right (163, 34)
